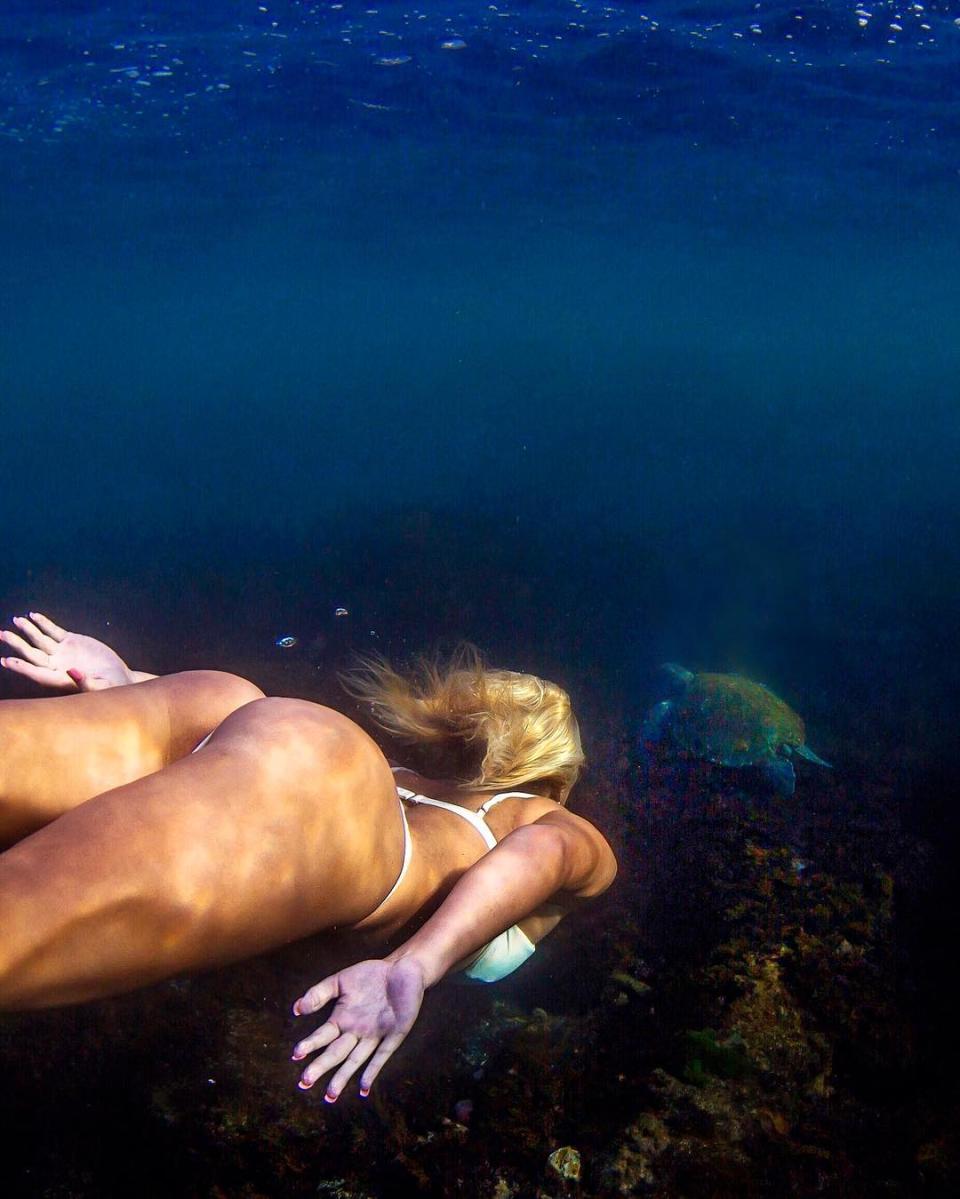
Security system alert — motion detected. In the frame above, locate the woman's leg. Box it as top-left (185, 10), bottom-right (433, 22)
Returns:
top-left (0, 698), bottom-right (404, 1010)
top-left (0, 671), bottom-right (264, 844)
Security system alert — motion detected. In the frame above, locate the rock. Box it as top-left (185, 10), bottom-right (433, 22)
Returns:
top-left (547, 1146), bottom-right (581, 1181)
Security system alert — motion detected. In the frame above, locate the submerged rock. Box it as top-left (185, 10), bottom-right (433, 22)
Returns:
top-left (547, 1145), bottom-right (582, 1181)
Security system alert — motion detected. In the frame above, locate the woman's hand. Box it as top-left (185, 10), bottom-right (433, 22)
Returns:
top-left (0, 612), bottom-right (134, 691)
top-left (291, 957), bottom-right (426, 1102)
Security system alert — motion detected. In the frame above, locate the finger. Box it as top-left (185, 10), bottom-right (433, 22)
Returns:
top-left (0, 629), bottom-right (49, 667)
top-left (27, 612), bottom-right (67, 641)
top-left (68, 669), bottom-right (116, 693)
top-left (12, 616), bottom-right (58, 654)
top-left (79, 673), bottom-right (118, 692)
top-left (297, 1032), bottom-right (358, 1090)
top-left (293, 975), bottom-right (339, 1016)
top-left (291, 1020), bottom-right (341, 1061)
top-left (358, 1030), bottom-right (410, 1095)
top-left (325, 1037), bottom-right (380, 1102)
top-left (0, 657), bottom-right (74, 689)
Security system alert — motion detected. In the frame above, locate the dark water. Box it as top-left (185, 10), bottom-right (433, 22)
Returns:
top-left (2, 2), bottom-right (960, 1195)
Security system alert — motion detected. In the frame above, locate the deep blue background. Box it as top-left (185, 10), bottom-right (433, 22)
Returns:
top-left (2, 1), bottom-right (959, 768)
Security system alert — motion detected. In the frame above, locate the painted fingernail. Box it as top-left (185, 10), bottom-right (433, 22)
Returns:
top-left (298, 1078), bottom-right (313, 1090)
top-left (324, 1092), bottom-right (337, 1104)
top-left (292, 1001), bottom-right (301, 1015)
top-left (291, 1050), bottom-right (303, 1061)
top-left (359, 1088), bottom-right (370, 1098)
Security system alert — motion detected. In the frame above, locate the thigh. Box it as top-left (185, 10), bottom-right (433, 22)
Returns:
top-left (0, 698), bottom-right (402, 1009)
top-left (0, 670), bottom-right (264, 844)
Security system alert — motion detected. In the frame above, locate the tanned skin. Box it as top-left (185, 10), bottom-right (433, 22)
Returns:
top-left (0, 614), bottom-right (617, 1101)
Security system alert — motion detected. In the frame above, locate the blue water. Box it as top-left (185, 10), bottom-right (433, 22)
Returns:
top-left (3, 2), bottom-right (960, 742)
top-left (3, 3), bottom-right (960, 1193)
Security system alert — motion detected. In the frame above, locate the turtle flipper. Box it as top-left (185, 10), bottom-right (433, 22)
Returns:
top-left (641, 700), bottom-right (674, 745)
top-left (761, 757), bottom-right (796, 797)
top-left (794, 744), bottom-right (832, 769)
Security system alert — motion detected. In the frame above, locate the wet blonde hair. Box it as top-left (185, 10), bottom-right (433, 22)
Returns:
top-left (341, 645), bottom-right (584, 804)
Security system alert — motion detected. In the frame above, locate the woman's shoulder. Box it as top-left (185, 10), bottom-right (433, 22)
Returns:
top-left (484, 791), bottom-right (559, 824)
top-left (391, 766), bottom-right (585, 832)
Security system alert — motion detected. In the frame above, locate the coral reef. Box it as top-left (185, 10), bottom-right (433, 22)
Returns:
top-left (3, 707), bottom-right (959, 1198)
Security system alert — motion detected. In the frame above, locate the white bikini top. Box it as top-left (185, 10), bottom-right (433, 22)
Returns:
top-left (393, 784), bottom-right (537, 850)
top-left (392, 770), bottom-right (538, 983)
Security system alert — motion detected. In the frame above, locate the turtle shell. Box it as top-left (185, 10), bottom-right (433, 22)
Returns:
top-left (668, 673), bottom-right (806, 766)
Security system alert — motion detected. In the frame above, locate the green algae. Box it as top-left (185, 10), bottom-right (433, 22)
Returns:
top-left (682, 1028), bottom-right (753, 1086)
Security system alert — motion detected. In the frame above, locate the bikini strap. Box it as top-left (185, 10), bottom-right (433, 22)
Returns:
top-left (478, 791), bottom-right (539, 814)
top-left (354, 797), bottom-right (412, 929)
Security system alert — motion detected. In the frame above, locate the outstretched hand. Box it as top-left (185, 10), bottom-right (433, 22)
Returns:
top-left (291, 957), bottom-right (426, 1103)
top-left (0, 612), bottom-right (133, 691)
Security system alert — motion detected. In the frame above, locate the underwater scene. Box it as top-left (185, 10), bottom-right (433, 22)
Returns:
top-left (2, 0), bottom-right (960, 1194)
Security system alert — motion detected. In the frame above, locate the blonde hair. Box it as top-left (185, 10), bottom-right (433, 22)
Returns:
top-left (341, 646), bottom-right (584, 804)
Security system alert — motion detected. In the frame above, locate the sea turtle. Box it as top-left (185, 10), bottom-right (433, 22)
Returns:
top-left (641, 664), bottom-right (831, 796)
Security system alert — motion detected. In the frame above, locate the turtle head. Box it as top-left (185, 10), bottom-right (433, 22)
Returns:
top-left (661, 663), bottom-right (695, 688)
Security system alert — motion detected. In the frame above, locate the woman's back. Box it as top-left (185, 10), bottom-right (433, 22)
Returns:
top-left (353, 767), bottom-right (570, 948)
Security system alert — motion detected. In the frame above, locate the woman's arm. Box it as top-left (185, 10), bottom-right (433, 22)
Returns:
top-left (389, 810), bottom-right (616, 984)
top-left (291, 811), bottom-right (617, 1100)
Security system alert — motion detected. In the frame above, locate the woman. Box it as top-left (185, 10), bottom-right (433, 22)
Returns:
top-left (0, 613), bottom-right (617, 1103)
